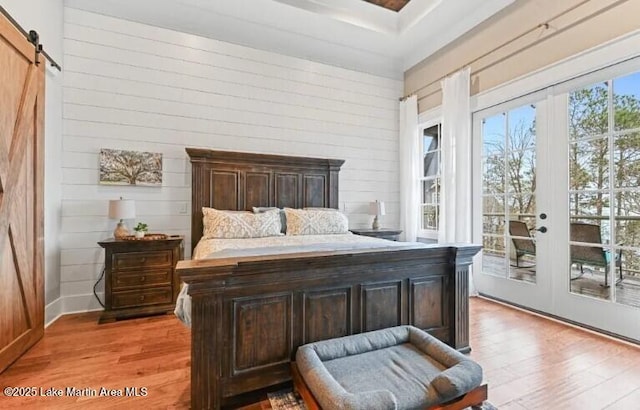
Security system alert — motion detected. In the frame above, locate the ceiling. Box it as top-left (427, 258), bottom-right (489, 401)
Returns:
top-left (363, 0), bottom-right (411, 12)
top-left (63, 0), bottom-right (516, 79)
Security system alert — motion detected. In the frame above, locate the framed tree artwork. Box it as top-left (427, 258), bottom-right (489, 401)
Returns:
top-left (99, 149), bottom-right (163, 186)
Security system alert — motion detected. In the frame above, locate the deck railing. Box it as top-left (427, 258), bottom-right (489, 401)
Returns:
top-left (483, 213), bottom-right (640, 221)
top-left (482, 213), bottom-right (640, 277)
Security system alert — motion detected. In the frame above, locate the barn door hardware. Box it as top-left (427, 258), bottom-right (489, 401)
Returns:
top-left (0, 5), bottom-right (62, 71)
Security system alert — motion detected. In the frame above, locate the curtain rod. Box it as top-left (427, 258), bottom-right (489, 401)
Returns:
top-left (400, 0), bottom-right (591, 103)
top-left (398, 19), bottom-right (548, 103)
top-left (0, 5), bottom-right (62, 71)
top-left (398, 94), bottom-right (415, 102)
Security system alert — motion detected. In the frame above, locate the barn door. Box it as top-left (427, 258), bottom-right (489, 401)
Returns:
top-left (0, 13), bottom-right (45, 372)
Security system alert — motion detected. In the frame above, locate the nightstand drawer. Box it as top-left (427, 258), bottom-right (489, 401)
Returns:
top-left (112, 287), bottom-right (173, 309)
top-left (112, 250), bottom-right (172, 271)
top-left (112, 269), bottom-right (172, 290)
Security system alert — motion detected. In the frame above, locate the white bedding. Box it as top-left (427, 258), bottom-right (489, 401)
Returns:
top-left (192, 232), bottom-right (407, 260)
top-left (175, 233), bottom-right (418, 327)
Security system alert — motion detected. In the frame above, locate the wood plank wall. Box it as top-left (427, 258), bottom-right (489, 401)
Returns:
top-left (404, 0), bottom-right (640, 113)
top-left (60, 8), bottom-right (402, 311)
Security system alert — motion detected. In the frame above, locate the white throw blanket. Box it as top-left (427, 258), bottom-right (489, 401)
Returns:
top-left (174, 284), bottom-right (192, 326)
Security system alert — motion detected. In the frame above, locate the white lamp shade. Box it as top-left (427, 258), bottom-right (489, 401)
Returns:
top-left (369, 201), bottom-right (386, 216)
top-left (108, 199), bottom-right (136, 220)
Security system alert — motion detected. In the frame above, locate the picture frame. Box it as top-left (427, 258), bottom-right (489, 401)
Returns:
top-left (99, 148), bottom-right (163, 186)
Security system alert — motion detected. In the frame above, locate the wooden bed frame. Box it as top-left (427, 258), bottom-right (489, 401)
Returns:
top-left (176, 148), bottom-right (481, 410)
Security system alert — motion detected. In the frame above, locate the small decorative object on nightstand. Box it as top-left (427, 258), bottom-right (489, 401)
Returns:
top-left (368, 200), bottom-right (385, 230)
top-left (350, 228), bottom-right (402, 241)
top-left (97, 235), bottom-right (183, 323)
top-left (133, 222), bottom-right (148, 238)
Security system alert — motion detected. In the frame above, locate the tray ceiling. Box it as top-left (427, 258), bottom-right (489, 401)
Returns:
top-left (363, 0), bottom-right (411, 12)
top-left (64, 0), bottom-right (515, 79)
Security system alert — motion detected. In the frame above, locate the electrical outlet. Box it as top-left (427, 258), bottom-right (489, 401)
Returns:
top-left (178, 202), bottom-right (188, 214)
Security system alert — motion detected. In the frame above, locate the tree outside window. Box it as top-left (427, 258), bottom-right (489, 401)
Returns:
top-left (569, 72), bottom-right (640, 280)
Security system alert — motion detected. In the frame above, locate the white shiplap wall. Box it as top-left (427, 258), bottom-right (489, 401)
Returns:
top-left (61, 8), bottom-right (402, 311)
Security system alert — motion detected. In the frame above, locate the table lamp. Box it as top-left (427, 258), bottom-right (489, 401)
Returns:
top-left (108, 198), bottom-right (136, 239)
top-left (369, 200), bottom-right (385, 230)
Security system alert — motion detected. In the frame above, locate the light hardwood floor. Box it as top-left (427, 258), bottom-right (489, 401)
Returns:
top-left (469, 299), bottom-right (640, 409)
top-left (0, 312), bottom-right (191, 409)
top-left (0, 298), bottom-right (638, 409)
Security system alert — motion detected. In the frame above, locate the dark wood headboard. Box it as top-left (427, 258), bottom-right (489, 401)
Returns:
top-left (186, 148), bottom-right (345, 251)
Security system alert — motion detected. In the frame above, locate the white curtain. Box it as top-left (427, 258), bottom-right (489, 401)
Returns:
top-left (399, 95), bottom-right (419, 242)
top-left (439, 68), bottom-right (477, 295)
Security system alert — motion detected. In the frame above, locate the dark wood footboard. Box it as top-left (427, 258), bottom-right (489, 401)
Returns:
top-left (177, 244), bottom-right (480, 410)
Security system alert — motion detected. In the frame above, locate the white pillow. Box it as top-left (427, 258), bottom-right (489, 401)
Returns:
top-left (284, 208), bottom-right (349, 235)
top-left (202, 208), bottom-right (281, 239)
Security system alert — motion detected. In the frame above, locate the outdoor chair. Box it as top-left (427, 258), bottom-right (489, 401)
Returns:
top-left (509, 220), bottom-right (536, 268)
top-left (570, 222), bottom-right (623, 287)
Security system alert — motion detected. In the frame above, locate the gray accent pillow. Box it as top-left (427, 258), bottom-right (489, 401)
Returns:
top-left (252, 207), bottom-right (287, 234)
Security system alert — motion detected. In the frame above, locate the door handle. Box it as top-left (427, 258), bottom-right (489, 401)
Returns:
top-left (536, 226), bottom-right (547, 233)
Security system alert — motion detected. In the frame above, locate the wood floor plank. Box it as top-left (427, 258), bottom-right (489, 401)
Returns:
top-left (605, 387), bottom-right (640, 409)
top-left (0, 298), bottom-right (638, 409)
top-left (563, 371), bottom-right (640, 410)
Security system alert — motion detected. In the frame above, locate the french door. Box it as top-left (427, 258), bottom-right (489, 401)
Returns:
top-left (473, 94), bottom-right (553, 312)
top-left (551, 68), bottom-right (640, 341)
top-left (473, 62), bottom-right (640, 341)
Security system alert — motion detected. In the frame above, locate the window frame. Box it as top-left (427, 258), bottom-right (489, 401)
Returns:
top-left (418, 117), bottom-right (443, 240)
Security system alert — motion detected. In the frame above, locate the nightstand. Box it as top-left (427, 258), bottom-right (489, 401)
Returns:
top-left (97, 236), bottom-right (183, 323)
top-left (350, 228), bottom-right (403, 241)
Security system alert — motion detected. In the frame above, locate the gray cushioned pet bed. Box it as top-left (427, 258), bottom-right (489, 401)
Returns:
top-left (295, 325), bottom-right (483, 410)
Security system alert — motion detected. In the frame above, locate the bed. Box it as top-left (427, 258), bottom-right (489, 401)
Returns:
top-left (175, 148), bottom-right (481, 409)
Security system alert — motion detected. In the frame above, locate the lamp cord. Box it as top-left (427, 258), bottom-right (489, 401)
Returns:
top-left (93, 266), bottom-right (105, 308)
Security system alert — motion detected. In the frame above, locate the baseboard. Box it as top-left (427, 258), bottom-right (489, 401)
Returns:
top-left (478, 294), bottom-right (640, 347)
top-left (44, 293), bottom-right (105, 327)
top-left (45, 297), bottom-right (63, 328)
top-left (63, 293), bottom-right (105, 314)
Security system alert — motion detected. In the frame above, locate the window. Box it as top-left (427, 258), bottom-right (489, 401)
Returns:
top-left (419, 123), bottom-right (442, 238)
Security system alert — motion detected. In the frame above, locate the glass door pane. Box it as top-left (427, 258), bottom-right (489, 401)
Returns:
top-left (481, 104), bottom-right (537, 283)
top-left (482, 113), bottom-right (507, 278)
top-left (612, 72), bottom-right (640, 308)
top-left (568, 71), bottom-right (640, 307)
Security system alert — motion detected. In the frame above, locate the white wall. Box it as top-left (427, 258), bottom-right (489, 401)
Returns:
top-left (2, 0), bottom-right (64, 323)
top-left (61, 8), bottom-right (402, 311)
